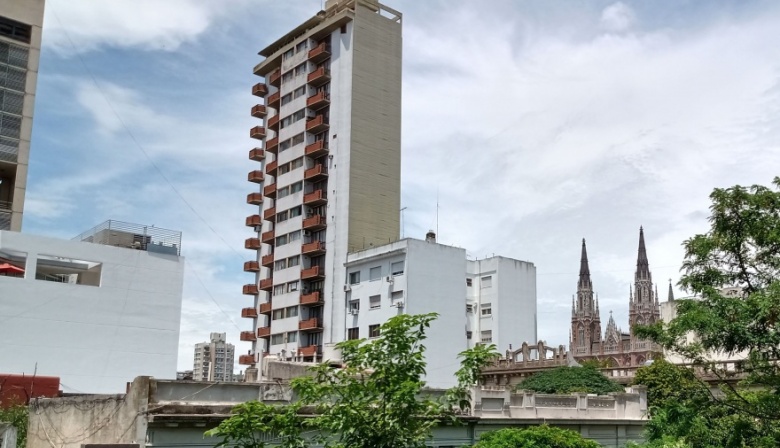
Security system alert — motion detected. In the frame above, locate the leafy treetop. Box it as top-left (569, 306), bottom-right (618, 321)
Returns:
top-left (517, 365), bottom-right (624, 395)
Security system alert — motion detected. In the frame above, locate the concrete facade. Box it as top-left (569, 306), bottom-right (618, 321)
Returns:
top-left (0, 0), bottom-right (45, 231)
top-left (25, 377), bottom-right (647, 448)
top-left (193, 332), bottom-right (235, 382)
top-left (0, 228), bottom-right (185, 393)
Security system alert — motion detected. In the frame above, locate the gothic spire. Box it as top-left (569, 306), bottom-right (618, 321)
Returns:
top-left (579, 238), bottom-right (592, 289)
top-left (636, 226), bottom-right (651, 280)
top-left (668, 279), bottom-right (675, 302)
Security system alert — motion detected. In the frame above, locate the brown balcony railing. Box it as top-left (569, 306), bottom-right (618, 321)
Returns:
top-left (265, 160), bottom-right (278, 176)
top-left (298, 345), bottom-right (319, 357)
top-left (263, 184), bottom-right (277, 198)
top-left (266, 137), bottom-right (279, 153)
top-left (303, 189), bottom-right (327, 205)
top-left (263, 207), bottom-right (276, 221)
top-left (257, 326), bottom-right (271, 338)
top-left (261, 254), bottom-right (274, 267)
top-left (247, 193), bottom-right (263, 205)
top-left (238, 354), bottom-right (255, 365)
top-left (302, 215), bottom-right (326, 230)
top-left (248, 170), bottom-right (264, 183)
top-left (306, 91), bottom-right (330, 110)
top-left (243, 261), bottom-right (260, 272)
top-left (302, 241), bottom-right (326, 255)
top-left (249, 148), bottom-right (265, 161)
top-left (307, 66), bottom-right (330, 87)
top-left (245, 215), bottom-right (262, 227)
top-left (259, 302), bottom-right (272, 314)
top-left (250, 126), bottom-right (266, 140)
top-left (241, 307), bottom-right (258, 318)
top-left (304, 164), bottom-right (328, 181)
top-left (245, 238), bottom-right (261, 250)
top-left (259, 278), bottom-right (273, 291)
top-left (261, 229), bottom-right (275, 243)
top-left (267, 114), bottom-right (280, 128)
top-left (305, 140), bottom-right (328, 157)
top-left (268, 69), bottom-right (282, 86)
top-left (306, 115), bottom-right (329, 133)
top-left (252, 83), bottom-right (268, 97)
top-left (308, 42), bottom-right (331, 62)
top-left (301, 266), bottom-right (324, 280)
top-left (299, 318), bottom-right (322, 331)
top-left (243, 284), bottom-right (259, 295)
top-left (268, 92), bottom-right (280, 106)
top-left (300, 291), bottom-right (322, 305)
top-left (240, 331), bottom-right (257, 341)
top-left (251, 104), bottom-right (267, 117)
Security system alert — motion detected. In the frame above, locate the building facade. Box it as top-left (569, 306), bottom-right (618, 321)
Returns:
top-left (0, 0), bottom-right (44, 231)
top-left (570, 228), bottom-right (661, 367)
top-left (241, 0), bottom-right (403, 368)
top-left (193, 332), bottom-right (235, 382)
top-left (0, 221), bottom-right (185, 393)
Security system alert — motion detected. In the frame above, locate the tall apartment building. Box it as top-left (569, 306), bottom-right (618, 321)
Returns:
top-left (240, 0), bottom-right (402, 367)
top-left (0, 0), bottom-right (45, 231)
top-left (193, 332), bottom-right (236, 382)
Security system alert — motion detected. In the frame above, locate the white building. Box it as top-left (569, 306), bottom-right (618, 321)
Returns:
top-left (0, 220), bottom-right (185, 393)
top-left (193, 332), bottom-right (235, 382)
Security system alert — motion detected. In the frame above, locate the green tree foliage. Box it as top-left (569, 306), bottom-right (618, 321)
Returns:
top-left (473, 425), bottom-right (601, 448)
top-left (516, 366), bottom-right (624, 395)
top-left (444, 342), bottom-right (499, 413)
top-left (205, 401), bottom-right (304, 448)
top-left (632, 177), bottom-right (780, 448)
top-left (0, 405), bottom-right (28, 448)
top-left (632, 358), bottom-right (708, 408)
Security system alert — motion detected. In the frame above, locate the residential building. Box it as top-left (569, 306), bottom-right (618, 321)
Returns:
top-left (242, 0), bottom-right (402, 368)
top-left (0, 220), bottom-right (185, 393)
top-left (0, 0), bottom-right (45, 231)
top-left (193, 332), bottom-right (235, 382)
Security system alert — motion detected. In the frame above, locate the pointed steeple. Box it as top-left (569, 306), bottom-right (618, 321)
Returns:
top-left (636, 227), bottom-right (651, 280)
top-left (668, 279), bottom-right (675, 302)
top-left (579, 238), bottom-right (592, 289)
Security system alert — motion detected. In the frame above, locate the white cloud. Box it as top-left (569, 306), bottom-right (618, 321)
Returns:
top-left (600, 2), bottom-right (636, 32)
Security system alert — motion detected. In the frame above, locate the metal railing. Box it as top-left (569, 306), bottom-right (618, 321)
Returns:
top-left (73, 220), bottom-right (182, 256)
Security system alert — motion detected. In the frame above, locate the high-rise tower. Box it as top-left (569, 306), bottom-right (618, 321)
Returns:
top-left (571, 239), bottom-right (602, 355)
top-left (628, 227), bottom-right (660, 355)
top-left (240, 0), bottom-right (402, 368)
top-left (0, 0), bottom-right (45, 231)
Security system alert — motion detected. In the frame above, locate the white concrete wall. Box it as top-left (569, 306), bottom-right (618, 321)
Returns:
top-left (0, 231), bottom-right (184, 393)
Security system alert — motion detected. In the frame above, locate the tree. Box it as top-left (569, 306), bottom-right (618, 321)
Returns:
top-left (0, 405), bottom-right (28, 448)
top-left (632, 357), bottom-right (707, 408)
top-left (473, 425), bottom-right (601, 448)
top-left (516, 366), bottom-right (624, 395)
top-left (633, 177), bottom-right (780, 447)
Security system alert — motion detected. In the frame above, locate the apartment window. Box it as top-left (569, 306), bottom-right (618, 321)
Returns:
top-left (0, 17), bottom-right (32, 44)
top-left (369, 266), bottom-right (381, 281)
top-left (281, 93), bottom-right (293, 106)
top-left (466, 304), bottom-right (474, 313)
top-left (287, 331), bottom-right (297, 343)
top-left (391, 291), bottom-right (403, 302)
top-left (347, 327), bottom-right (359, 340)
top-left (293, 62), bottom-right (307, 77)
top-left (349, 271), bottom-right (360, 285)
top-left (289, 206), bottom-right (302, 218)
top-left (288, 255), bottom-right (300, 267)
top-left (481, 330), bottom-right (493, 343)
top-left (287, 281), bottom-right (299, 292)
top-left (466, 331), bottom-right (473, 340)
top-left (273, 284), bottom-right (285, 296)
top-left (481, 303), bottom-right (492, 316)
top-left (278, 164), bottom-right (291, 175)
top-left (276, 235), bottom-right (288, 246)
top-left (291, 133), bottom-right (305, 145)
top-left (282, 71), bottom-right (293, 83)
top-left (391, 261), bottom-right (404, 276)
top-left (481, 276), bottom-right (492, 288)
top-left (291, 158), bottom-right (304, 169)
top-left (283, 48), bottom-right (294, 59)
top-left (369, 324), bottom-right (381, 338)
top-left (348, 299), bottom-right (360, 314)
top-left (466, 278), bottom-right (473, 287)
top-left (293, 86), bottom-right (306, 99)
top-left (272, 309), bottom-right (284, 320)
top-left (295, 41), bottom-right (307, 53)
top-left (279, 139), bottom-right (292, 152)
top-left (274, 260), bottom-right (287, 271)
top-left (288, 230), bottom-right (301, 242)
top-left (286, 306), bottom-right (299, 317)
top-left (369, 295), bottom-right (381, 309)
top-left (271, 333), bottom-right (284, 345)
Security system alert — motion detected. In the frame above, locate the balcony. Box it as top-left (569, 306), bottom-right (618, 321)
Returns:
top-left (251, 104), bottom-right (267, 118)
top-left (247, 193), bottom-right (263, 205)
top-left (263, 207), bottom-right (276, 221)
top-left (252, 83), bottom-right (268, 97)
top-left (299, 318), bottom-right (322, 332)
top-left (303, 189), bottom-right (327, 206)
top-left (240, 331), bottom-right (257, 341)
top-left (305, 140), bottom-right (328, 158)
top-left (308, 42), bottom-right (331, 63)
top-left (264, 184), bottom-right (277, 198)
top-left (265, 160), bottom-right (278, 176)
top-left (259, 302), bottom-right (272, 315)
top-left (245, 238), bottom-right (261, 250)
top-left (238, 354), bottom-right (255, 365)
top-left (267, 92), bottom-right (280, 107)
top-left (261, 253), bottom-right (274, 267)
top-left (248, 170), bottom-right (264, 183)
top-left (306, 91), bottom-right (330, 111)
top-left (250, 126), bottom-right (266, 140)
top-left (268, 69), bottom-right (282, 87)
top-left (301, 266), bottom-right (324, 280)
top-left (259, 278), bottom-right (273, 291)
top-left (257, 326), bottom-right (271, 338)
top-left (298, 345), bottom-right (319, 357)
top-left (243, 261), bottom-right (260, 272)
top-left (245, 215), bottom-right (262, 227)
top-left (302, 241), bottom-right (326, 256)
top-left (304, 164), bottom-right (328, 181)
top-left (306, 115), bottom-right (329, 134)
top-left (249, 148), bottom-right (265, 161)
top-left (302, 215), bottom-right (326, 231)
top-left (266, 137), bottom-right (279, 154)
top-left (242, 284), bottom-right (259, 295)
top-left (241, 307), bottom-right (258, 318)
top-left (261, 229), bottom-right (275, 243)
top-left (307, 66), bottom-right (330, 87)
top-left (300, 291), bottom-right (322, 306)
top-left (267, 114), bottom-right (280, 129)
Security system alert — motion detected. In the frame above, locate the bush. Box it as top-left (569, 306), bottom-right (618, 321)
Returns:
top-left (517, 366), bottom-right (624, 395)
top-left (474, 426), bottom-right (601, 448)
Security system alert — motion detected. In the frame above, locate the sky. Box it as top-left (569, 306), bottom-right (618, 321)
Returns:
top-left (24, 0), bottom-right (780, 376)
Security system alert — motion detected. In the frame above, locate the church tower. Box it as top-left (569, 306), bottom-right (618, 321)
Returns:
top-left (628, 227), bottom-right (660, 359)
top-left (570, 239), bottom-right (602, 355)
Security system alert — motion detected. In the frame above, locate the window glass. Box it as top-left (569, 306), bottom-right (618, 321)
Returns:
top-left (481, 276), bottom-right (492, 288)
top-left (291, 133), bottom-right (305, 145)
top-left (481, 330), bottom-right (492, 343)
top-left (276, 210), bottom-right (289, 222)
top-left (286, 305), bottom-right (299, 317)
top-left (481, 303), bottom-right (492, 316)
top-left (369, 266), bottom-right (381, 281)
top-left (288, 256), bottom-right (300, 267)
top-left (272, 309), bottom-right (284, 320)
top-left (369, 295), bottom-right (381, 309)
top-left (466, 278), bottom-right (473, 287)
top-left (289, 206), bottom-right (302, 218)
top-left (391, 291), bottom-right (403, 302)
top-left (287, 281), bottom-right (299, 292)
top-left (276, 235), bottom-right (288, 246)
top-left (287, 331), bottom-right (297, 343)
top-left (369, 324), bottom-right (381, 338)
top-left (291, 158), bottom-right (304, 169)
top-left (288, 231), bottom-right (301, 242)
top-left (349, 271), bottom-right (360, 285)
top-left (271, 333), bottom-right (284, 345)
top-left (391, 261), bottom-right (404, 276)
top-left (348, 299), bottom-right (360, 313)
top-left (290, 182), bottom-right (303, 194)
top-left (274, 260), bottom-right (287, 271)
top-left (347, 328), bottom-right (359, 340)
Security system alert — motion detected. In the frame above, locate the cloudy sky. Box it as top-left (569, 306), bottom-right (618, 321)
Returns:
top-left (25, 0), bottom-right (780, 374)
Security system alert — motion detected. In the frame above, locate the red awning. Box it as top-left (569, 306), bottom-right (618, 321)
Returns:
top-left (0, 263), bottom-right (24, 274)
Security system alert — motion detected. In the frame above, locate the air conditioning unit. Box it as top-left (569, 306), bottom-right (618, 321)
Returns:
top-left (303, 230), bottom-right (312, 237)
top-left (254, 225), bottom-right (262, 233)
top-left (385, 276), bottom-right (394, 283)
top-left (349, 309), bottom-right (359, 315)
top-left (394, 301), bottom-right (404, 308)
top-left (344, 285), bottom-right (351, 292)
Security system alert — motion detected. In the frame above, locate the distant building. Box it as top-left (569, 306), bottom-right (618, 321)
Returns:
top-left (176, 370), bottom-right (193, 381)
top-left (0, 0), bottom-right (45, 231)
top-left (0, 220), bottom-right (185, 393)
top-left (193, 333), bottom-right (235, 382)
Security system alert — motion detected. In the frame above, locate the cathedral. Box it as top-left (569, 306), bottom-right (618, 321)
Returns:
top-left (569, 227), bottom-right (664, 368)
